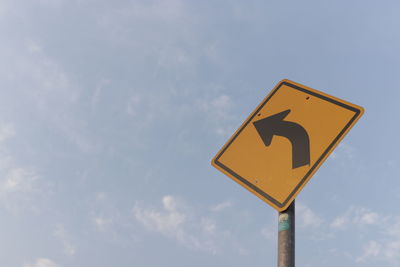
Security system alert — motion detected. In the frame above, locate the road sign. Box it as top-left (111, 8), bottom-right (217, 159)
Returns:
top-left (211, 79), bottom-right (364, 211)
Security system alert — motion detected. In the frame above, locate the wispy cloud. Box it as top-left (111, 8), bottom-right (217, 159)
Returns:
top-left (0, 123), bottom-right (15, 142)
top-left (261, 224), bottom-right (275, 241)
top-left (23, 258), bottom-right (59, 267)
top-left (135, 196), bottom-right (186, 237)
top-left (197, 94), bottom-right (233, 121)
top-left (126, 95), bottom-right (142, 117)
top-left (210, 200), bottom-right (233, 212)
top-left (330, 206), bottom-right (400, 265)
top-left (88, 192), bottom-right (121, 234)
top-left (134, 195), bottom-right (245, 254)
top-left (0, 167), bottom-right (38, 194)
top-left (93, 216), bottom-right (113, 232)
top-left (356, 239), bottom-right (400, 264)
top-left (196, 93), bottom-right (236, 137)
top-left (53, 224), bottom-right (76, 256)
top-left (356, 240), bottom-right (381, 263)
top-left (110, 0), bottom-right (185, 22)
top-left (97, 0), bottom-right (187, 48)
top-left (0, 37), bottom-right (95, 155)
top-left (297, 202), bottom-right (324, 228)
top-left (0, 123), bottom-right (47, 213)
top-left (329, 142), bottom-right (356, 161)
top-left (330, 206), bottom-right (380, 229)
top-left (90, 78), bottom-right (111, 112)
top-left (0, 161), bottom-right (43, 213)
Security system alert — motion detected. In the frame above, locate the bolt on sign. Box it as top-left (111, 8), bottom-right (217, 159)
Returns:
top-left (211, 79), bottom-right (364, 211)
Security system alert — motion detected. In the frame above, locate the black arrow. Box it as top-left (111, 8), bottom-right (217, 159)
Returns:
top-left (253, 109), bottom-right (310, 169)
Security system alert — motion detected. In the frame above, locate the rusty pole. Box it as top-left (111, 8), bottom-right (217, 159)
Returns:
top-left (278, 200), bottom-right (295, 267)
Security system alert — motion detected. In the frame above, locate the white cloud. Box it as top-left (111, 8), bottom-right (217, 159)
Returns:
top-left (37, 0), bottom-right (64, 7)
top-left (93, 216), bottom-right (113, 232)
top-left (210, 200), bottom-right (233, 212)
top-left (116, 0), bottom-right (184, 21)
top-left (297, 202), bottom-right (323, 228)
top-left (23, 258), bottom-right (59, 267)
top-left (95, 192), bottom-right (108, 201)
top-left (211, 95), bottom-right (232, 115)
top-left (198, 94), bottom-right (232, 120)
top-left (356, 240), bottom-right (382, 263)
top-left (0, 162), bottom-right (43, 213)
top-left (0, 37), bottom-right (94, 155)
top-left (330, 207), bottom-right (381, 229)
top-left (196, 93), bottom-right (236, 136)
top-left (0, 122), bottom-right (50, 213)
top-left (330, 216), bottom-right (348, 229)
top-left (356, 239), bottom-right (400, 265)
top-left (261, 225), bottom-right (275, 241)
top-left (22, 42), bottom-right (72, 100)
top-left (0, 123), bottom-right (15, 142)
top-left (134, 195), bottom-right (244, 254)
top-left (27, 40), bottom-right (43, 53)
top-left (384, 241), bottom-right (400, 262)
top-left (215, 126), bottom-right (234, 137)
top-left (124, 90), bottom-right (179, 132)
top-left (1, 167), bottom-right (37, 193)
top-left (88, 191), bottom-right (129, 239)
top-left (329, 142), bottom-right (356, 161)
top-left (97, 0), bottom-right (187, 47)
top-left (386, 217), bottom-right (400, 238)
top-left (359, 211), bottom-right (379, 225)
top-left (134, 195), bottom-right (188, 245)
top-left (330, 207), bottom-right (400, 265)
top-left (126, 95), bottom-right (142, 117)
top-left (201, 217), bottom-right (216, 234)
top-left (90, 79), bottom-right (110, 112)
top-left (53, 225), bottom-right (76, 256)
top-left (162, 195), bottom-right (180, 212)
top-left (134, 197), bottom-right (186, 235)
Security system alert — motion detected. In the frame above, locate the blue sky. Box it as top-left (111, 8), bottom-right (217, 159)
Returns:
top-left (1, 1), bottom-right (400, 267)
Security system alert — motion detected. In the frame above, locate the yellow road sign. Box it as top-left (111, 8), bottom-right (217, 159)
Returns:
top-left (211, 79), bottom-right (364, 211)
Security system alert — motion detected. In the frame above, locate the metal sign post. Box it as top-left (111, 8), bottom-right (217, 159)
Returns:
top-left (278, 200), bottom-right (295, 267)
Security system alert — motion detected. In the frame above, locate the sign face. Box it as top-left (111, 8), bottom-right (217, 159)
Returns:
top-left (211, 79), bottom-right (364, 211)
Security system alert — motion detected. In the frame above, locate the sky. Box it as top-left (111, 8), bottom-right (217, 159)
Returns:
top-left (0, 0), bottom-right (400, 266)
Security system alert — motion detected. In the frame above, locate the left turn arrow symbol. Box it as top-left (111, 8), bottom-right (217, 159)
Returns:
top-left (253, 109), bottom-right (310, 169)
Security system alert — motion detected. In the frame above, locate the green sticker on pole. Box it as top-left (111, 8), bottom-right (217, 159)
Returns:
top-left (279, 214), bottom-right (290, 231)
